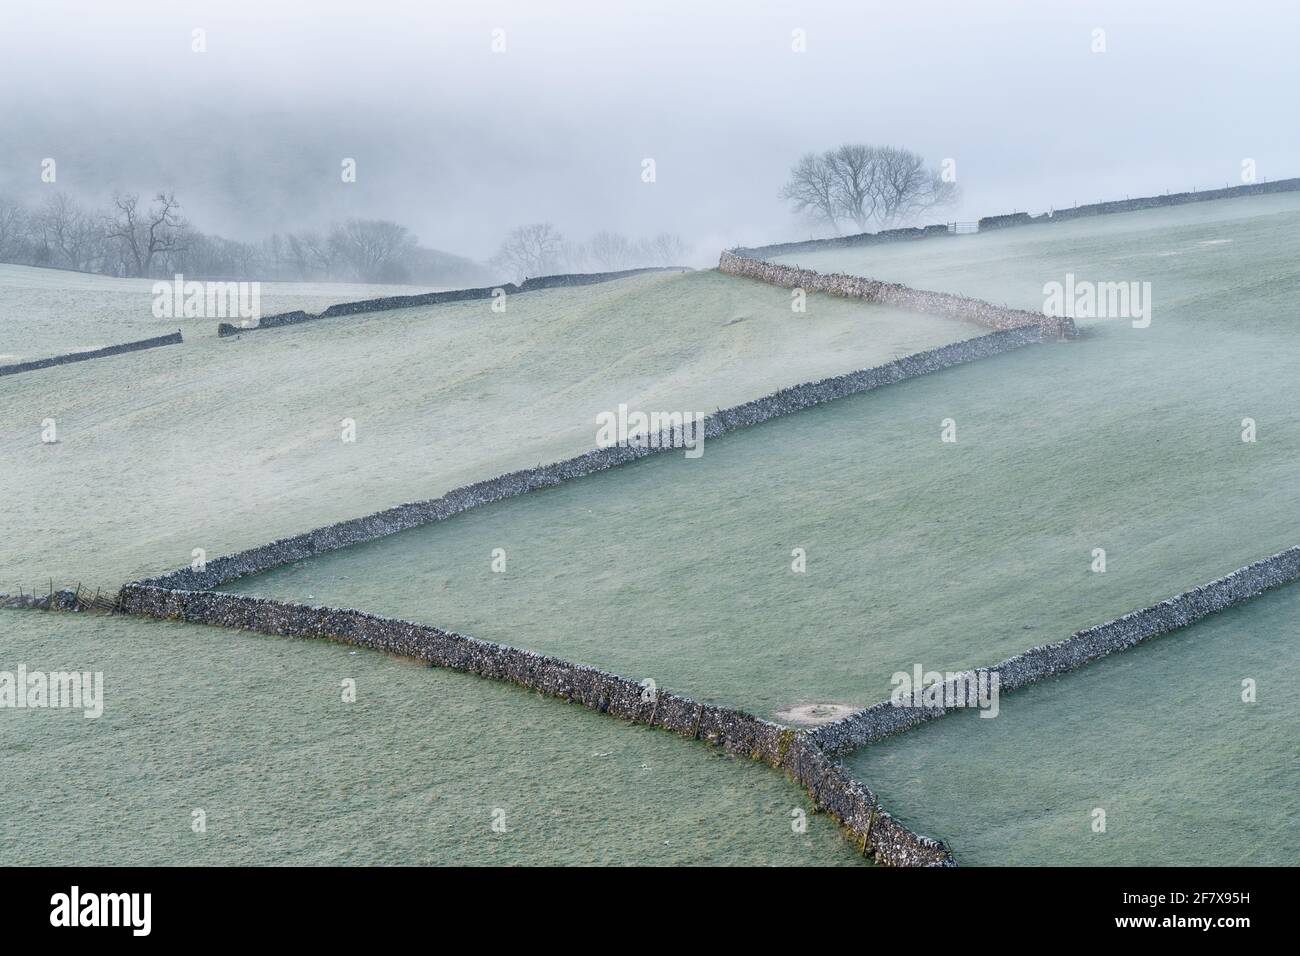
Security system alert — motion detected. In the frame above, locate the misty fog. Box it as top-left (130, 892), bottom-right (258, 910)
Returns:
top-left (2, 0), bottom-right (1296, 268)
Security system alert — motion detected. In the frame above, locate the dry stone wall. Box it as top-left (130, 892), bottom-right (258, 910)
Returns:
top-left (718, 250), bottom-right (1075, 339)
top-left (735, 177), bottom-right (1300, 259)
top-left (135, 325), bottom-right (1039, 593)
top-left (216, 267), bottom-right (690, 336)
top-left (114, 582), bottom-right (954, 866)
top-left (0, 331), bottom-right (183, 377)
top-left (811, 543), bottom-right (1300, 755)
top-left (1041, 177), bottom-right (1300, 222)
top-left (0, 589), bottom-right (82, 610)
top-left (108, 315), bottom-right (1044, 868)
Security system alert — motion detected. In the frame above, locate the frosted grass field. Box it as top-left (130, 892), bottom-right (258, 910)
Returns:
top-left (0, 612), bottom-right (861, 866)
top-left (846, 580), bottom-right (1300, 866)
top-left (769, 191), bottom-right (1300, 318)
top-left (0, 263), bottom-right (423, 361)
top-left (1, 267), bottom-right (971, 866)
top-left (224, 287), bottom-right (1300, 718)
top-left (7, 195), bottom-right (1296, 866)
top-left (0, 269), bottom-right (974, 592)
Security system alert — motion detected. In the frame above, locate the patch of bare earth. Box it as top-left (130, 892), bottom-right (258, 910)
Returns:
top-left (774, 703), bottom-right (858, 726)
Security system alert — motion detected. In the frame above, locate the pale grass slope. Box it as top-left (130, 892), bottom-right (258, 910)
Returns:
top-left (0, 269), bottom-right (976, 591)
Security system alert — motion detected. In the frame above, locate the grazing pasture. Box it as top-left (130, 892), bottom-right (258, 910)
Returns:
top-left (0, 611), bottom-right (860, 866)
top-left (845, 580), bottom-right (1300, 866)
top-left (0, 269), bottom-right (975, 592)
top-left (222, 255), bottom-right (1300, 719)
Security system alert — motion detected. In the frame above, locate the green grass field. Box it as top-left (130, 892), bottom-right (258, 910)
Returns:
top-left (769, 190), bottom-right (1300, 320)
top-left (6, 193), bottom-right (1296, 866)
top-left (0, 611), bottom-right (860, 866)
top-left (845, 579), bottom-right (1300, 866)
top-left (2, 266), bottom-right (978, 866)
top-left (0, 269), bottom-right (975, 593)
top-left (223, 259), bottom-right (1300, 719)
top-left (0, 263), bottom-right (424, 361)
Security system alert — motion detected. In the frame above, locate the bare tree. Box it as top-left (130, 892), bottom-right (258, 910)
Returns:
top-left (586, 230), bottom-right (635, 270)
top-left (779, 153), bottom-right (842, 233)
top-left (285, 233), bottom-right (310, 278)
top-left (328, 219), bottom-right (417, 282)
top-left (491, 222), bottom-right (565, 281)
top-left (828, 144), bottom-right (882, 231)
top-left (230, 238), bottom-right (260, 277)
top-left (287, 230), bottom-right (333, 279)
top-left (263, 233), bottom-right (284, 279)
top-left (781, 145), bottom-right (956, 233)
top-left (103, 191), bottom-right (189, 277)
top-left (559, 239), bottom-right (591, 272)
top-left (163, 230), bottom-right (211, 277)
top-left (541, 229), bottom-right (688, 273)
top-left (640, 232), bottom-right (688, 266)
top-left (872, 146), bottom-right (957, 227)
top-left (0, 196), bottom-right (29, 262)
top-left (0, 195), bottom-right (486, 285)
top-left (37, 193), bottom-right (105, 272)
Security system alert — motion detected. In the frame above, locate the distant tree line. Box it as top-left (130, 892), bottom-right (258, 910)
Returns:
top-left (0, 190), bottom-right (693, 287)
top-left (779, 144), bottom-right (959, 235)
top-left (0, 191), bottom-right (486, 285)
top-left (490, 224), bottom-right (689, 283)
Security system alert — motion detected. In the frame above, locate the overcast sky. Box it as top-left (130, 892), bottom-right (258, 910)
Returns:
top-left (2, 0), bottom-right (1296, 262)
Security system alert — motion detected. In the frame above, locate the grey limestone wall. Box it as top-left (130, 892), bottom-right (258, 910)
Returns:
top-left (734, 177), bottom-right (1300, 259)
top-left (1040, 177), bottom-right (1300, 222)
top-left (108, 319), bottom-right (1040, 867)
top-left (718, 250), bottom-right (1075, 339)
top-left (0, 331), bottom-right (183, 377)
top-left (734, 224), bottom-right (951, 260)
top-left (114, 292), bottom-right (1044, 867)
top-left (115, 582), bottom-right (953, 866)
top-left (811, 543), bottom-right (1300, 755)
top-left (216, 267), bottom-right (690, 336)
top-left (0, 589), bottom-right (81, 610)
top-left (134, 325), bottom-right (1039, 593)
